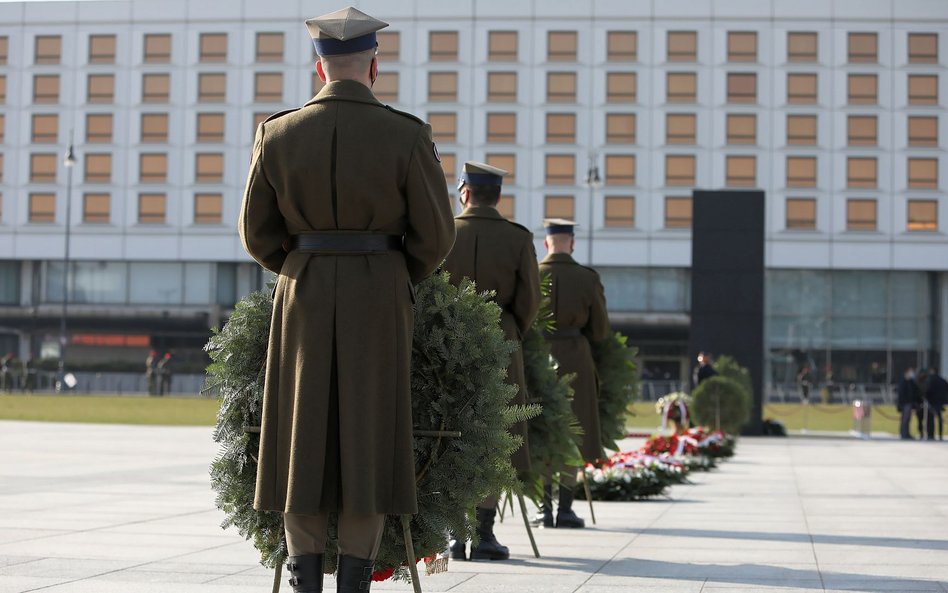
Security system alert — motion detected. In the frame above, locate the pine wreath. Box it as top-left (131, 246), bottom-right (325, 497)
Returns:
top-left (207, 271), bottom-right (539, 580)
top-left (592, 332), bottom-right (640, 452)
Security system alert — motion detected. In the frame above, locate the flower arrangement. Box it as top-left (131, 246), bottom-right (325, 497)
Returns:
top-left (655, 392), bottom-right (692, 433)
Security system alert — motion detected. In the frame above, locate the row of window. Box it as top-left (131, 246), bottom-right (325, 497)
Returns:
top-left (2, 70), bottom-right (940, 106)
top-left (2, 31), bottom-right (939, 66)
top-left (14, 153), bottom-right (225, 184)
top-left (4, 192), bottom-right (222, 225)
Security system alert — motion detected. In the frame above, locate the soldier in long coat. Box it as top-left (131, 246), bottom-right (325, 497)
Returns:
top-left (538, 220), bottom-right (610, 529)
top-left (442, 162), bottom-right (540, 561)
top-left (239, 7), bottom-right (455, 592)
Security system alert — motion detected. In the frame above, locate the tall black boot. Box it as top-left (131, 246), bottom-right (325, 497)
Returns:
top-left (555, 486), bottom-right (586, 529)
top-left (449, 533), bottom-right (467, 560)
top-left (336, 554), bottom-right (374, 592)
top-left (286, 554), bottom-right (323, 593)
top-left (469, 507), bottom-right (510, 560)
top-left (532, 483), bottom-right (554, 528)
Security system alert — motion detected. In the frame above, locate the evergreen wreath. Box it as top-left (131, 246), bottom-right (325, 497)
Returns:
top-left (207, 271), bottom-right (539, 581)
top-left (592, 332), bottom-right (640, 452)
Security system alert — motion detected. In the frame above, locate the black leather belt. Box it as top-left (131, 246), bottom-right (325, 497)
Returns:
top-left (289, 232), bottom-right (403, 253)
top-left (546, 327), bottom-right (582, 339)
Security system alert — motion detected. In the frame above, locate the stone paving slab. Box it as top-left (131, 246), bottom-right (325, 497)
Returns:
top-left (1, 421), bottom-right (947, 593)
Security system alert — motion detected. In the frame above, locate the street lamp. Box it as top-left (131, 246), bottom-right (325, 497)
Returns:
top-left (57, 137), bottom-right (76, 391)
top-left (584, 153), bottom-right (602, 266)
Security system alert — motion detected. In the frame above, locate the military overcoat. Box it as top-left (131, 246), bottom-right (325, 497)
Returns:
top-left (539, 253), bottom-right (610, 462)
top-left (442, 206), bottom-right (540, 472)
top-left (239, 80), bottom-right (455, 516)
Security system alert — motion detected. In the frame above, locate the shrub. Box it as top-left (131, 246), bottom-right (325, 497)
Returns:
top-left (691, 376), bottom-right (751, 434)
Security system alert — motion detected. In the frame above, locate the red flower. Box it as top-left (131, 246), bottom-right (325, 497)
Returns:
top-left (372, 567), bottom-right (395, 582)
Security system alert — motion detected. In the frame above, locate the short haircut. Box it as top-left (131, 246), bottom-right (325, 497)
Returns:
top-left (465, 184), bottom-right (501, 206)
top-left (319, 47), bottom-right (376, 78)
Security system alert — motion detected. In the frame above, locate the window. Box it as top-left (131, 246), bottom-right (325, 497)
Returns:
top-left (606, 72), bottom-right (636, 103)
top-left (87, 74), bottom-right (114, 103)
top-left (665, 196), bottom-right (692, 228)
top-left (30, 154), bottom-right (56, 183)
top-left (429, 32), bottom-right (458, 61)
top-left (847, 116), bottom-right (876, 146)
top-left (86, 114), bottom-right (112, 143)
top-left (908, 75), bottom-right (938, 105)
top-left (848, 33), bottom-right (877, 63)
top-left (141, 113), bottom-right (169, 143)
top-left (89, 35), bottom-right (116, 64)
top-left (666, 72), bottom-right (697, 103)
top-left (487, 72), bottom-right (517, 102)
top-left (488, 31), bottom-right (518, 62)
top-left (198, 73), bottom-right (226, 103)
top-left (726, 114), bottom-right (756, 145)
top-left (377, 32), bottom-right (400, 61)
top-left (485, 153), bottom-right (516, 184)
top-left (547, 72), bottom-right (577, 102)
top-left (196, 153), bottom-right (224, 183)
top-left (486, 113), bottom-right (516, 143)
top-left (548, 31), bottom-right (577, 61)
top-left (786, 198), bottom-right (816, 229)
top-left (195, 193), bottom-right (223, 224)
top-left (545, 195), bottom-right (574, 219)
top-left (84, 154), bottom-right (111, 183)
top-left (143, 33), bottom-right (171, 63)
top-left (35, 35), bottom-right (61, 64)
top-left (428, 72), bottom-right (457, 102)
top-left (787, 32), bottom-right (818, 62)
top-left (140, 153), bottom-right (167, 183)
top-left (728, 32), bottom-right (757, 62)
top-left (546, 113), bottom-right (576, 143)
top-left (787, 115), bottom-right (817, 145)
top-left (608, 32), bottom-right (637, 62)
top-left (847, 157), bottom-right (877, 188)
top-left (848, 74), bottom-right (877, 105)
top-left (604, 196), bottom-right (635, 227)
top-left (0, 114), bottom-right (4, 142)
top-left (497, 195), bottom-right (515, 219)
top-left (0, 155), bottom-right (3, 182)
top-left (82, 193), bottom-right (110, 223)
top-left (666, 114), bottom-right (696, 144)
top-left (374, 72), bottom-right (398, 102)
top-left (29, 193), bottom-right (56, 222)
top-left (197, 113), bottom-right (225, 143)
top-left (256, 33), bottom-right (283, 62)
top-left (142, 73), bottom-right (170, 103)
top-left (907, 199), bottom-right (937, 231)
top-left (787, 156), bottom-right (817, 187)
top-left (606, 113), bottom-right (635, 144)
top-left (32, 114), bottom-right (58, 143)
top-left (605, 155), bottom-right (635, 185)
top-left (0, 75), bottom-right (4, 103)
top-left (200, 33), bottom-right (227, 62)
top-left (908, 116), bottom-right (938, 147)
top-left (787, 73), bottom-right (817, 104)
top-left (428, 113), bottom-right (457, 143)
top-left (908, 158), bottom-right (938, 189)
top-left (139, 193), bottom-right (166, 224)
top-left (847, 199), bottom-right (876, 230)
top-left (726, 155), bottom-right (756, 187)
top-left (667, 31), bottom-right (697, 62)
top-left (439, 153), bottom-right (455, 184)
top-left (253, 112), bottom-right (269, 132)
top-left (34, 75), bottom-right (59, 103)
top-left (0, 36), bottom-right (7, 64)
top-left (665, 155), bottom-right (695, 186)
top-left (545, 154), bottom-right (575, 185)
top-left (727, 73), bottom-right (756, 103)
top-left (908, 33), bottom-right (938, 64)
top-left (254, 73), bottom-right (283, 103)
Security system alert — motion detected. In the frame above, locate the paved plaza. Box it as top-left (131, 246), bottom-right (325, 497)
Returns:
top-left (1, 421), bottom-right (946, 593)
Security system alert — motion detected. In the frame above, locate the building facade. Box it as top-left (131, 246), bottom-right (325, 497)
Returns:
top-left (0, 0), bottom-right (944, 388)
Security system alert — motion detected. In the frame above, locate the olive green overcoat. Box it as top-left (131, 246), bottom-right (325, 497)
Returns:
top-left (539, 253), bottom-right (610, 462)
top-left (442, 206), bottom-right (540, 472)
top-left (239, 80), bottom-right (455, 516)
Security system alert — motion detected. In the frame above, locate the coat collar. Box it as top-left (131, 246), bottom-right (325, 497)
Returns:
top-left (456, 205), bottom-right (505, 221)
top-left (540, 252), bottom-right (577, 265)
top-left (305, 80), bottom-right (383, 108)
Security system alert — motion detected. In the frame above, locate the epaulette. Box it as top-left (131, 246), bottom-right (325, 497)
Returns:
top-left (506, 220), bottom-right (531, 234)
top-left (262, 108), bottom-right (300, 124)
top-left (384, 105), bottom-right (425, 125)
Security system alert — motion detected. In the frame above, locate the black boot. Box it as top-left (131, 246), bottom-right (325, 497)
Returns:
top-left (555, 486), bottom-right (586, 529)
top-left (449, 534), bottom-right (467, 560)
top-left (286, 554), bottom-right (323, 593)
top-left (336, 554), bottom-right (374, 592)
top-left (469, 507), bottom-right (510, 560)
top-left (532, 483), bottom-right (554, 528)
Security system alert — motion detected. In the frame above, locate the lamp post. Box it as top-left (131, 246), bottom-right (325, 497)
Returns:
top-left (584, 153), bottom-right (602, 266)
top-left (57, 138), bottom-right (76, 392)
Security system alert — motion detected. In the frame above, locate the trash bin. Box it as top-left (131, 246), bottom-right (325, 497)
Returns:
top-left (852, 399), bottom-right (871, 439)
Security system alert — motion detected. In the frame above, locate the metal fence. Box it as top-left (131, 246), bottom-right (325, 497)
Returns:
top-left (4, 371), bottom-right (214, 397)
top-left (639, 379), bottom-right (896, 406)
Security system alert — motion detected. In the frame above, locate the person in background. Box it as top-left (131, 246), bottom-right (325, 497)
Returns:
top-left (1, 353), bottom-right (14, 392)
top-left (145, 350), bottom-right (158, 395)
top-left (897, 366), bottom-right (922, 440)
top-left (22, 357), bottom-right (36, 394)
top-left (924, 367), bottom-right (947, 441)
top-left (693, 352), bottom-right (717, 388)
top-left (157, 352), bottom-right (173, 396)
top-left (797, 365), bottom-right (812, 402)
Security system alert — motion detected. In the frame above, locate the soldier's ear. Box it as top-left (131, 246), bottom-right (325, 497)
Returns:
top-left (315, 60), bottom-right (328, 83)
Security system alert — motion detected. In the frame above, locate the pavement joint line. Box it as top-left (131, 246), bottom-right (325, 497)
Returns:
top-left (791, 440), bottom-right (827, 593)
top-left (1, 508), bottom-right (214, 545)
top-left (443, 572), bottom-right (476, 591)
top-left (201, 563), bottom-right (261, 585)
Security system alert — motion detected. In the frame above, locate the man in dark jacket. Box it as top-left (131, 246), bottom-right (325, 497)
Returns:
top-left (897, 367), bottom-right (922, 440)
top-left (693, 352), bottom-right (718, 388)
top-left (924, 368), bottom-right (947, 441)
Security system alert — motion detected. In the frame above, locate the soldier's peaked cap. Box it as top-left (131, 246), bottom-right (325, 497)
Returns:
top-left (457, 161), bottom-right (507, 190)
top-left (544, 218), bottom-right (577, 235)
top-left (305, 6), bottom-right (388, 56)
